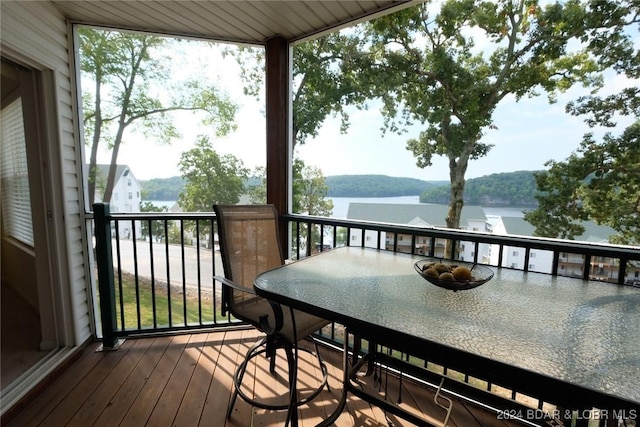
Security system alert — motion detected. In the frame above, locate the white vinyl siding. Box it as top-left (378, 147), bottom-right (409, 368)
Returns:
top-left (1, 1), bottom-right (91, 345)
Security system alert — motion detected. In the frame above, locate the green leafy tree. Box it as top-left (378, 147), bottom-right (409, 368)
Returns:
top-left (228, 33), bottom-right (374, 146)
top-left (140, 201), bottom-right (168, 242)
top-left (79, 28), bottom-right (237, 205)
top-left (248, 160), bottom-right (333, 215)
top-left (292, 159), bottom-right (334, 216)
top-left (525, 1), bottom-right (639, 245)
top-left (226, 33), bottom-right (371, 219)
top-left (361, 0), bottom-right (637, 234)
top-left (178, 136), bottom-right (249, 212)
top-left (524, 125), bottom-right (640, 245)
top-left (292, 160), bottom-right (334, 257)
top-left (248, 159), bottom-right (334, 256)
top-left (246, 166), bottom-right (267, 204)
top-left (178, 136), bottom-right (248, 246)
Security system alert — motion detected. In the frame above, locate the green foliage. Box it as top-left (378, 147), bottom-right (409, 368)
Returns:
top-left (79, 27), bottom-right (238, 205)
top-left (360, 0), bottom-right (632, 229)
top-left (177, 135), bottom-right (248, 246)
top-left (326, 175), bottom-right (440, 197)
top-left (247, 159), bottom-right (333, 257)
top-left (525, 0), bottom-right (640, 245)
top-left (140, 201), bottom-right (168, 241)
top-left (140, 176), bottom-right (185, 201)
top-left (246, 167), bottom-right (267, 204)
top-left (178, 136), bottom-right (248, 212)
top-left (247, 160), bottom-right (333, 215)
top-left (525, 124), bottom-right (640, 244)
top-left (293, 159), bottom-right (334, 216)
top-left (420, 171), bottom-right (540, 206)
top-left (291, 159), bottom-right (334, 257)
top-left (227, 31), bottom-right (376, 146)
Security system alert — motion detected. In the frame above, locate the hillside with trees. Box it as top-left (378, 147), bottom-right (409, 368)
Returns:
top-left (326, 175), bottom-right (444, 197)
top-left (140, 176), bottom-right (184, 200)
top-left (141, 172), bottom-right (542, 203)
top-left (420, 171), bottom-right (540, 207)
top-left (141, 174), bottom-right (444, 200)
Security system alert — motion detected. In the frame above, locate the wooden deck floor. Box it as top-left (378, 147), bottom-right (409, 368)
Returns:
top-left (4, 329), bottom-right (529, 427)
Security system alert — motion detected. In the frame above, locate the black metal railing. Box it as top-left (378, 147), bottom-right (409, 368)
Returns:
top-left (93, 204), bottom-right (640, 419)
top-left (93, 203), bottom-right (245, 348)
top-left (284, 213), bottom-right (640, 284)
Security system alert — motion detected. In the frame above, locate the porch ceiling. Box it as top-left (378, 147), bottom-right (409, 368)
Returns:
top-left (51, 0), bottom-right (419, 45)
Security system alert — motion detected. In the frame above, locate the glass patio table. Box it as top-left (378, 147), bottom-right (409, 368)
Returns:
top-left (254, 246), bottom-right (640, 425)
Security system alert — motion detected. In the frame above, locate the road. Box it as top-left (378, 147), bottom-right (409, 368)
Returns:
top-left (113, 239), bottom-right (225, 295)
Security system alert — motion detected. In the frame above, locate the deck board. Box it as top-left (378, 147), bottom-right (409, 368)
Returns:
top-left (5, 330), bottom-right (531, 427)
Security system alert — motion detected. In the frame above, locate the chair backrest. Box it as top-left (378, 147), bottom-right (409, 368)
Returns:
top-left (214, 204), bottom-right (285, 317)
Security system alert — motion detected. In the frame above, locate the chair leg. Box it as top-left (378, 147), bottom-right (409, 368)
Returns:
top-left (227, 336), bottom-right (328, 424)
top-left (228, 337), bottom-right (267, 420)
top-left (284, 344), bottom-right (299, 427)
top-left (226, 388), bottom-right (239, 420)
top-left (269, 348), bottom-right (277, 373)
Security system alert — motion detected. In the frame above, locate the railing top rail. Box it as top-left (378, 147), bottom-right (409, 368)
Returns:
top-left (93, 210), bottom-right (216, 221)
top-left (283, 213), bottom-right (640, 261)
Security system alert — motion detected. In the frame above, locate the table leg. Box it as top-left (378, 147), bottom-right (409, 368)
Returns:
top-left (316, 331), bottom-right (351, 426)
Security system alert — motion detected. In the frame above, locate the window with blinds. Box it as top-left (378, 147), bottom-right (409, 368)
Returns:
top-left (1, 97), bottom-right (34, 247)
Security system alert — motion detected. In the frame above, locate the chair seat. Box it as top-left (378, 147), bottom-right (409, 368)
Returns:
top-left (234, 296), bottom-right (330, 344)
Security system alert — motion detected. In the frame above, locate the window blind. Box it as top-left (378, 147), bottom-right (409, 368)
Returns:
top-left (1, 97), bottom-right (34, 247)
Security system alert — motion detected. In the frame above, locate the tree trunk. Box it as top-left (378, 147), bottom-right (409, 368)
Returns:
top-left (88, 74), bottom-right (104, 205)
top-left (102, 116), bottom-right (127, 203)
top-left (445, 139), bottom-right (475, 257)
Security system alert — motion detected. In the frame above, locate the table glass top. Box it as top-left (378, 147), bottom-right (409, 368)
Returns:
top-left (254, 246), bottom-right (640, 403)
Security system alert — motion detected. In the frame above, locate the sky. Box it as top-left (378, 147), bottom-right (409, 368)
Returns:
top-left (91, 32), bottom-right (637, 183)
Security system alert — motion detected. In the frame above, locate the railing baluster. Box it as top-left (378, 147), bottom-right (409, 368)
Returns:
top-left (149, 219), bottom-right (157, 329)
top-left (131, 219), bottom-right (141, 330)
top-left (196, 219), bottom-right (202, 324)
top-left (164, 219), bottom-right (172, 326)
top-left (114, 219), bottom-right (125, 330)
top-left (180, 219), bottom-right (187, 326)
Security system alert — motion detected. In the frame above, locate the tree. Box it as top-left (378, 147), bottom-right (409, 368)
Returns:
top-left (178, 136), bottom-right (248, 246)
top-left (226, 33), bottom-right (371, 219)
top-left (140, 201), bottom-right (168, 242)
top-left (248, 159), bottom-right (334, 256)
top-left (525, 125), bottom-right (640, 245)
top-left (292, 160), bottom-right (334, 256)
top-left (79, 28), bottom-right (238, 205)
top-left (246, 166), bottom-right (267, 204)
top-left (228, 33), bottom-right (374, 146)
top-left (292, 159), bottom-right (334, 216)
top-left (360, 0), bottom-right (638, 235)
top-left (525, 1), bottom-right (640, 245)
top-left (178, 136), bottom-right (248, 211)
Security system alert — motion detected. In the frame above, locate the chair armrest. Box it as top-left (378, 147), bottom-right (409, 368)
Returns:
top-left (214, 275), bottom-right (256, 295)
top-left (213, 275), bottom-right (284, 334)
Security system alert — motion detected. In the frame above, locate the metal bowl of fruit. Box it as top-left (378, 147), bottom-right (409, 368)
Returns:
top-left (414, 258), bottom-right (494, 291)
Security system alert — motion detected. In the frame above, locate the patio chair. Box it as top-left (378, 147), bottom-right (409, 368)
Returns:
top-left (213, 204), bottom-right (330, 426)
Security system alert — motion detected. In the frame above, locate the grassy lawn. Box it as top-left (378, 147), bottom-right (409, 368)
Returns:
top-left (112, 272), bottom-right (223, 330)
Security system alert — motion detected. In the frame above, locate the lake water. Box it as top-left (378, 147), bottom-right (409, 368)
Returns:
top-left (149, 197), bottom-right (530, 219)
